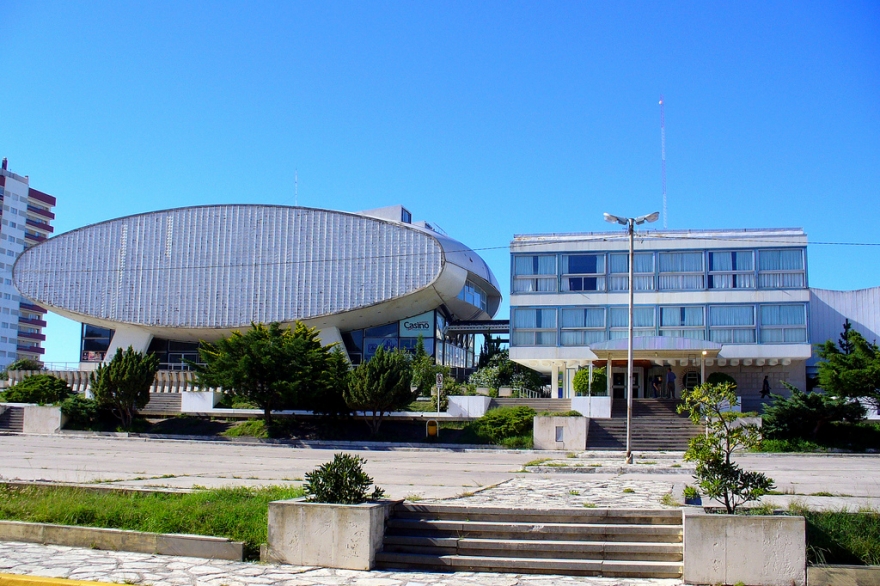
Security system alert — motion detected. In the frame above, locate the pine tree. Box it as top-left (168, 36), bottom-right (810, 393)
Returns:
top-left (90, 347), bottom-right (159, 429)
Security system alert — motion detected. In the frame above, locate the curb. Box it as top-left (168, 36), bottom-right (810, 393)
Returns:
top-left (0, 575), bottom-right (107, 586)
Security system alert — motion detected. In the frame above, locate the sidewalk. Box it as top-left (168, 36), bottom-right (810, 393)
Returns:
top-left (0, 541), bottom-right (682, 586)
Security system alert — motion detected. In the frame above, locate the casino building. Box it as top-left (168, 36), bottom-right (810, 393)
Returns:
top-left (13, 204), bottom-right (501, 374)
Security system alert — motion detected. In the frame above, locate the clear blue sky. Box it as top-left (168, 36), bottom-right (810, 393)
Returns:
top-left (2, 1), bottom-right (878, 365)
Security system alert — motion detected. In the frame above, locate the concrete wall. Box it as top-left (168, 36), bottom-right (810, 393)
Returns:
top-left (533, 416), bottom-right (587, 451)
top-left (570, 396), bottom-right (611, 418)
top-left (683, 509), bottom-right (805, 586)
top-left (0, 520), bottom-right (243, 560)
top-left (180, 391), bottom-right (223, 413)
top-left (266, 498), bottom-right (393, 570)
top-left (447, 395), bottom-right (491, 418)
top-left (21, 405), bottom-right (65, 434)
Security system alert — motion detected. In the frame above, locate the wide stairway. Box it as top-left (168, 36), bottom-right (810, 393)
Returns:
top-left (0, 406), bottom-right (24, 432)
top-left (587, 399), bottom-right (701, 451)
top-left (490, 398), bottom-right (572, 413)
top-left (141, 393), bottom-right (183, 416)
top-left (376, 503), bottom-right (682, 578)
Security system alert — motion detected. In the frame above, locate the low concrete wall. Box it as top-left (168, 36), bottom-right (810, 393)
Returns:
top-left (683, 509), bottom-right (805, 586)
top-left (570, 396), bottom-right (612, 418)
top-left (533, 416), bottom-right (587, 451)
top-left (266, 498), bottom-right (394, 570)
top-left (447, 395), bottom-right (491, 418)
top-left (808, 565), bottom-right (880, 585)
top-left (180, 391), bottom-right (223, 413)
top-left (22, 405), bottom-right (65, 434)
top-left (0, 520), bottom-right (243, 560)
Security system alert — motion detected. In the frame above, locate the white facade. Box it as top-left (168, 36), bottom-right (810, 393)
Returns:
top-left (509, 228), bottom-right (812, 403)
top-left (0, 159), bottom-right (55, 368)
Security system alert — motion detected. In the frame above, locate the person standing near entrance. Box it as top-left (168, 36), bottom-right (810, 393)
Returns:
top-left (761, 376), bottom-right (771, 398)
top-left (665, 367), bottom-right (676, 399)
top-left (651, 376), bottom-right (662, 398)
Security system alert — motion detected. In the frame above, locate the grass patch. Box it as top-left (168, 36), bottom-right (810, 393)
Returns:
top-left (787, 504), bottom-right (880, 565)
top-left (583, 502), bottom-right (597, 508)
top-left (757, 438), bottom-right (826, 453)
top-left (622, 488), bottom-right (635, 494)
top-left (522, 458), bottom-right (552, 467)
top-left (568, 490), bottom-right (580, 496)
top-left (536, 410), bottom-right (584, 417)
top-left (659, 492), bottom-right (681, 507)
top-left (221, 419), bottom-right (269, 439)
top-left (810, 492), bottom-right (834, 497)
top-left (402, 400), bottom-right (436, 413)
top-left (0, 484), bottom-right (303, 560)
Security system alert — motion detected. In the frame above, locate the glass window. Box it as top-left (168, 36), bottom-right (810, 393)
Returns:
top-left (660, 306), bottom-right (705, 340)
top-left (708, 251), bottom-right (755, 289)
top-left (758, 249), bottom-right (806, 289)
top-left (607, 306), bottom-right (655, 339)
top-left (759, 304), bottom-right (807, 343)
top-left (513, 255), bottom-right (557, 293)
top-left (560, 307), bottom-right (605, 346)
top-left (609, 252), bottom-right (655, 291)
top-left (457, 280), bottom-right (488, 312)
top-left (561, 254), bottom-right (606, 292)
top-left (659, 252), bottom-right (704, 290)
top-left (709, 305), bottom-right (756, 344)
top-left (512, 308), bottom-right (557, 347)
top-left (364, 322), bottom-right (398, 338)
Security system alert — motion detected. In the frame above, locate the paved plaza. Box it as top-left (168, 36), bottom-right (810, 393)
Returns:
top-left (1, 433), bottom-right (879, 585)
top-left (0, 541), bottom-right (681, 586)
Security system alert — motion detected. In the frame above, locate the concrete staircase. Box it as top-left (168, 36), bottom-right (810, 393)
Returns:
top-left (0, 406), bottom-right (24, 432)
top-left (376, 503), bottom-right (682, 578)
top-left (490, 398), bottom-right (572, 413)
top-left (141, 393), bottom-right (182, 416)
top-left (586, 399), bottom-right (701, 451)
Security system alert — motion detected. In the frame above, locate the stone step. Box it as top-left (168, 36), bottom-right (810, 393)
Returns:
top-left (385, 519), bottom-right (682, 543)
top-left (0, 406), bottom-right (24, 432)
top-left (490, 398), bottom-right (573, 412)
top-left (393, 504), bottom-right (683, 525)
top-left (374, 552), bottom-right (683, 578)
top-left (141, 393), bottom-right (182, 415)
top-left (381, 536), bottom-right (683, 561)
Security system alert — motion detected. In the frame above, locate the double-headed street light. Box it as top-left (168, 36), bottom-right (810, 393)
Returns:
top-left (603, 211), bottom-right (660, 464)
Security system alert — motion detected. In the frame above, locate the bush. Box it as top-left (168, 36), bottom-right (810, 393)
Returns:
top-left (573, 366), bottom-right (607, 396)
top-left (59, 394), bottom-right (102, 428)
top-left (706, 372), bottom-right (737, 387)
top-left (472, 406), bottom-right (536, 445)
top-left (763, 384), bottom-right (865, 440)
top-left (1, 374), bottom-right (72, 404)
top-left (303, 453), bottom-right (385, 504)
top-left (537, 410), bottom-right (583, 417)
top-left (91, 346), bottom-right (159, 429)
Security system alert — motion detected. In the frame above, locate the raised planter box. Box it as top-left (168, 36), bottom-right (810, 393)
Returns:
top-left (683, 508), bottom-right (806, 586)
top-left (570, 396), bottom-right (612, 418)
top-left (266, 498), bottom-right (396, 570)
top-left (447, 395), bottom-right (491, 418)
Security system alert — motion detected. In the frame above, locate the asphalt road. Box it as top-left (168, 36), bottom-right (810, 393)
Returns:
top-left (1, 434), bottom-right (878, 505)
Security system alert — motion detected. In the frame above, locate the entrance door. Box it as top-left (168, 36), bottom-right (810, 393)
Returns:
top-left (612, 368), bottom-right (642, 399)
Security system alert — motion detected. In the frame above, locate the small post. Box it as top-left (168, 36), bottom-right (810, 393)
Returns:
top-left (435, 372), bottom-right (443, 414)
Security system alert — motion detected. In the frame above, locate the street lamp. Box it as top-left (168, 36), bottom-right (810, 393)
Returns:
top-left (604, 211), bottom-right (660, 464)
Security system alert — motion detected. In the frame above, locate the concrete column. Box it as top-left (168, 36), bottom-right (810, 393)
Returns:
top-left (551, 363), bottom-right (561, 399)
top-left (606, 358), bottom-right (612, 397)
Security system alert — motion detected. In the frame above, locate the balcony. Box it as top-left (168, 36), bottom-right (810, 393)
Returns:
top-left (18, 316), bottom-right (47, 328)
top-left (26, 205), bottom-right (55, 220)
top-left (25, 218), bottom-right (54, 233)
top-left (18, 331), bottom-right (46, 341)
top-left (24, 231), bottom-right (46, 243)
top-left (27, 187), bottom-right (56, 207)
top-left (20, 303), bottom-right (47, 314)
top-left (17, 345), bottom-right (45, 355)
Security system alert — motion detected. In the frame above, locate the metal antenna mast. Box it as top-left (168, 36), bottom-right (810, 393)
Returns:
top-left (660, 96), bottom-right (667, 228)
top-left (295, 169), bottom-right (298, 207)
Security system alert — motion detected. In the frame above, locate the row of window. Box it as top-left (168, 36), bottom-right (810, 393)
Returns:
top-left (513, 249), bottom-right (806, 293)
top-left (457, 279), bottom-right (489, 312)
top-left (511, 303), bottom-right (808, 347)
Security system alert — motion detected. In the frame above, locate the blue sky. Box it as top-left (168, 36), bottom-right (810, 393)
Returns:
top-left (2, 1), bottom-right (878, 365)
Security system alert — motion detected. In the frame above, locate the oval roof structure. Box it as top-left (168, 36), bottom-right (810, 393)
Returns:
top-left (14, 205), bottom-right (453, 329)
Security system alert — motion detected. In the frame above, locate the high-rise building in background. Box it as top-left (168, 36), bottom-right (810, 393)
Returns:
top-left (0, 158), bottom-right (56, 368)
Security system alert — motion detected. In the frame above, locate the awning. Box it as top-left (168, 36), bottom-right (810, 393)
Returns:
top-left (587, 336), bottom-right (723, 360)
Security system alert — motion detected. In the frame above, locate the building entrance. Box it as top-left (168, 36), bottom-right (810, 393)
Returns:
top-left (611, 368), bottom-right (642, 399)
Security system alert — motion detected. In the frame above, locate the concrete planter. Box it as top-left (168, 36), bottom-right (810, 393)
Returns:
top-left (683, 508), bottom-right (806, 586)
top-left (266, 498), bottom-right (395, 570)
top-left (447, 395), bottom-right (491, 418)
top-left (533, 416), bottom-right (587, 450)
top-left (180, 391), bottom-right (223, 413)
top-left (1, 404), bottom-right (66, 433)
top-left (570, 396), bottom-right (612, 418)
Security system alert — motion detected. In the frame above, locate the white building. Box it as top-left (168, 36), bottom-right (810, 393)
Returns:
top-left (0, 159), bottom-right (56, 368)
top-left (509, 228), bottom-right (814, 408)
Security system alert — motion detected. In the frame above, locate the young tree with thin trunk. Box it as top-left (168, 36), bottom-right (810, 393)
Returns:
top-left (90, 346), bottom-right (159, 430)
top-left (344, 346), bottom-right (414, 435)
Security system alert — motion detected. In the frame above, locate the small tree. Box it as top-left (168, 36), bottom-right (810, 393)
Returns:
top-left (817, 321), bottom-right (880, 411)
top-left (1, 374), bottom-right (72, 404)
top-left (678, 381), bottom-right (775, 513)
top-left (344, 346), bottom-right (414, 435)
top-left (303, 453), bottom-right (385, 503)
top-left (90, 346), bottom-right (159, 430)
top-left (312, 347), bottom-right (352, 417)
top-left (572, 366), bottom-right (607, 396)
top-left (196, 322), bottom-right (331, 424)
top-left (409, 336), bottom-right (436, 397)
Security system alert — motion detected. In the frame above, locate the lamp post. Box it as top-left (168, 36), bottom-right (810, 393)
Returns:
top-left (603, 211), bottom-right (660, 464)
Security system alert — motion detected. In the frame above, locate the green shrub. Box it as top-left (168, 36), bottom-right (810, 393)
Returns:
top-left (221, 419), bottom-right (269, 438)
top-left (573, 366), bottom-right (607, 396)
top-left (763, 384), bottom-right (865, 440)
top-left (59, 394), bottom-right (102, 428)
top-left (683, 485), bottom-right (700, 501)
top-left (537, 410), bottom-right (583, 417)
top-left (303, 453), bottom-right (385, 504)
top-left (706, 372), bottom-right (737, 387)
top-left (1, 374), bottom-right (72, 404)
top-left (472, 406), bottom-right (536, 445)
